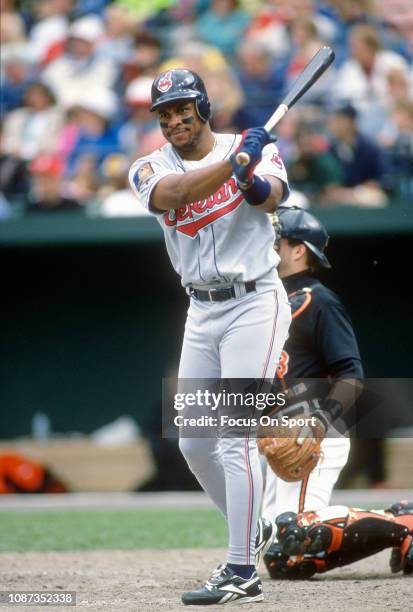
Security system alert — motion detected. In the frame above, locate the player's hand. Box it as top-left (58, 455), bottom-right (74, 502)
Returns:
top-left (230, 128), bottom-right (276, 188)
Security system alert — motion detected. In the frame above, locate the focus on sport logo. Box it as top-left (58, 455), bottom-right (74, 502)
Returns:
top-left (158, 71), bottom-right (173, 93)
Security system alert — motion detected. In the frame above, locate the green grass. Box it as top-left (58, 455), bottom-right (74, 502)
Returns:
top-left (0, 509), bottom-right (227, 553)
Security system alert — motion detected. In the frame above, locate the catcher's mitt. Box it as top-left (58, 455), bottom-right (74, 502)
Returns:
top-left (257, 414), bottom-right (325, 482)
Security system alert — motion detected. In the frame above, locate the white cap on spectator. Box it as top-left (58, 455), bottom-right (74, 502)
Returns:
top-left (75, 89), bottom-right (118, 120)
top-left (68, 15), bottom-right (105, 43)
top-left (125, 77), bottom-right (153, 106)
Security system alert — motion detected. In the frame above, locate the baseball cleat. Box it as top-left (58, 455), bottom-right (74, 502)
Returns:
top-left (255, 517), bottom-right (276, 568)
top-left (181, 565), bottom-right (263, 606)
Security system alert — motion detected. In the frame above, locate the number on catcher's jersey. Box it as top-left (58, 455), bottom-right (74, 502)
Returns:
top-left (277, 350), bottom-right (290, 378)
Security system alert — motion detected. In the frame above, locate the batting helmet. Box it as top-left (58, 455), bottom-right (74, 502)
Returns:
top-left (276, 206), bottom-right (331, 268)
top-left (150, 69), bottom-right (211, 123)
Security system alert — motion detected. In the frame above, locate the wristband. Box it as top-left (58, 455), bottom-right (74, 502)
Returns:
top-left (240, 176), bottom-right (271, 206)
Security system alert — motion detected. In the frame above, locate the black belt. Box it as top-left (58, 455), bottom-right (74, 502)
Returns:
top-left (190, 281), bottom-right (256, 302)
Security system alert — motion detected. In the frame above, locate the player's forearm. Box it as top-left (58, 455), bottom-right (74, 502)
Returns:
top-left (151, 160), bottom-right (233, 211)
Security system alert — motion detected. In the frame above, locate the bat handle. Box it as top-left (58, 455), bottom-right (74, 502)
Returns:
top-left (235, 151), bottom-right (250, 166)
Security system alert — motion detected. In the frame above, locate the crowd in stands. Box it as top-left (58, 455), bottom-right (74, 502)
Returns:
top-left (0, 0), bottom-right (412, 218)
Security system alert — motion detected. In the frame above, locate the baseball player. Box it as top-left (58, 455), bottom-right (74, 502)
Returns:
top-left (259, 207), bottom-right (364, 576)
top-left (129, 69), bottom-right (292, 605)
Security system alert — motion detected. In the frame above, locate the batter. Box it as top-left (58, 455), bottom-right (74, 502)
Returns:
top-left (129, 69), bottom-right (291, 605)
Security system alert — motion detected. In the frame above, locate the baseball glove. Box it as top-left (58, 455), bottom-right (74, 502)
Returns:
top-left (257, 413), bottom-right (325, 482)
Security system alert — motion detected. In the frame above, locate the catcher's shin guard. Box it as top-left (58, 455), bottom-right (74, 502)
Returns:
top-left (387, 501), bottom-right (413, 575)
top-left (275, 504), bottom-right (413, 575)
top-left (264, 542), bottom-right (319, 579)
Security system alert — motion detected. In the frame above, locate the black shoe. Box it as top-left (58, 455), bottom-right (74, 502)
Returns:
top-left (181, 565), bottom-right (263, 606)
top-left (255, 517), bottom-right (275, 567)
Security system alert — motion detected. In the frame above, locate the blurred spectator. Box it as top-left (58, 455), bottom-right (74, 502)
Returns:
top-left (332, 24), bottom-right (411, 118)
top-left (0, 5), bottom-right (27, 66)
top-left (161, 42), bottom-right (243, 130)
top-left (195, 0), bottom-right (250, 58)
top-left (286, 118), bottom-right (344, 204)
top-left (0, 119), bottom-right (30, 205)
top-left (28, 154), bottom-right (82, 213)
top-left (381, 99), bottom-right (413, 201)
top-left (0, 53), bottom-right (35, 114)
top-left (42, 15), bottom-right (117, 106)
top-left (122, 30), bottom-right (162, 83)
top-left (71, 0), bottom-right (113, 19)
top-left (27, 0), bottom-right (73, 66)
top-left (66, 154), bottom-right (99, 205)
top-left (323, 102), bottom-right (388, 207)
top-left (97, 3), bottom-right (135, 65)
top-left (97, 153), bottom-right (151, 217)
top-left (234, 40), bottom-right (284, 130)
top-left (119, 76), bottom-right (165, 158)
top-left (285, 17), bottom-right (336, 105)
top-left (66, 88), bottom-right (120, 176)
top-left (2, 82), bottom-right (63, 160)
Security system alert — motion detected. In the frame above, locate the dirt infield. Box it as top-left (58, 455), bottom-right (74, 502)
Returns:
top-left (1, 548), bottom-right (410, 611)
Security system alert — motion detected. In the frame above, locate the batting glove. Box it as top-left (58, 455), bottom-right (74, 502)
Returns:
top-left (230, 127), bottom-right (276, 188)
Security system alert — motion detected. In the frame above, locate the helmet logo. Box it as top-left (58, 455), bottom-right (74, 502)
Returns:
top-left (157, 71), bottom-right (173, 93)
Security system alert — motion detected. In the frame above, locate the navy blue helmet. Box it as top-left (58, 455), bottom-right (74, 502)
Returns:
top-left (150, 69), bottom-right (211, 123)
top-left (276, 206), bottom-right (331, 268)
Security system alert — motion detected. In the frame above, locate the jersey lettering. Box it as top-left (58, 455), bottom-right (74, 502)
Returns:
top-left (164, 178), bottom-right (242, 237)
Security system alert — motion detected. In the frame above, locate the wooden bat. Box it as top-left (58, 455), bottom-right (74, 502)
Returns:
top-left (235, 46), bottom-right (335, 166)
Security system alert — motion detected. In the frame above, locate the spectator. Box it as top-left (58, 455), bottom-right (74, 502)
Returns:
top-left (381, 99), bottom-right (413, 201)
top-left (323, 102), bottom-right (388, 207)
top-left (286, 118), bottom-right (344, 204)
top-left (97, 4), bottom-right (135, 65)
top-left (42, 15), bottom-right (117, 106)
top-left (28, 154), bottom-right (82, 213)
top-left (119, 76), bottom-right (165, 158)
top-left (1, 82), bottom-right (63, 161)
top-left (233, 39), bottom-right (284, 130)
top-left (66, 88), bottom-right (120, 176)
top-left (0, 53), bottom-right (35, 115)
top-left (121, 31), bottom-right (163, 84)
top-left (285, 17), bottom-right (336, 105)
top-left (0, 6), bottom-right (27, 67)
top-left (332, 24), bottom-right (411, 117)
top-left (195, 0), bottom-right (250, 58)
top-left (97, 153), bottom-right (151, 217)
top-left (27, 0), bottom-right (73, 66)
top-left (0, 119), bottom-right (30, 206)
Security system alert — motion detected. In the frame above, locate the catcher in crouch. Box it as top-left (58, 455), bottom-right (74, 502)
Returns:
top-left (258, 207), bottom-right (412, 579)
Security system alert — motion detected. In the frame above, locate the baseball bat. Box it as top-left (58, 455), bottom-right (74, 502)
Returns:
top-left (235, 46), bottom-right (335, 166)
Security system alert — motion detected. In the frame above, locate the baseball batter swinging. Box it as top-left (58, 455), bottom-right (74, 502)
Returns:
top-left (129, 69), bottom-right (291, 605)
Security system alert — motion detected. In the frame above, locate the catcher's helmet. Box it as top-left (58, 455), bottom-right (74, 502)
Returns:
top-left (276, 206), bottom-right (331, 268)
top-left (150, 69), bottom-right (211, 123)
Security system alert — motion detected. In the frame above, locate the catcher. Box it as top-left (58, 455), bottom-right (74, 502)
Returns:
top-left (258, 206), bottom-right (366, 576)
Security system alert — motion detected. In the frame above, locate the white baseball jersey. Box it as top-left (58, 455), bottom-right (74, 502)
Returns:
top-left (129, 133), bottom-right (289, 288)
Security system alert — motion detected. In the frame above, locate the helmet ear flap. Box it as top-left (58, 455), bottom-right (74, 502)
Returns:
top-left (195, 96), bottom-right (211, 123)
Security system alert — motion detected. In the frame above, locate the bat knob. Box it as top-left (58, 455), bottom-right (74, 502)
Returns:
top-left (235, 152), bottom-right (250, 166)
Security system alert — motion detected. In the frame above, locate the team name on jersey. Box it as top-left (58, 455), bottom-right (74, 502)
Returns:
top-left (164, 177), bottom-right (243, 237)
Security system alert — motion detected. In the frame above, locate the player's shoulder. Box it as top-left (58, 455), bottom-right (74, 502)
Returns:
top-left (129, 143), bottom-right (176, 179)
top-left (288, 277), bottom-right (343, 313)
top-left (307, 279), bottom-right (346, 312)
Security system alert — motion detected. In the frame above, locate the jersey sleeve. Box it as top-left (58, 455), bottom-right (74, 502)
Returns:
top-left (314, 294), bottom-right (364, 378)
top-left (128, 155), bottom-right (179, 214)
top-left (255, 143), bottom-right (290, 203)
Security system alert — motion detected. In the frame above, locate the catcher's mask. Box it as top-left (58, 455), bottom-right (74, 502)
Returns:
top-left (150, 68), bottom-right (211, 123)
top-left (273, 206), bottom-right (331, 268)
